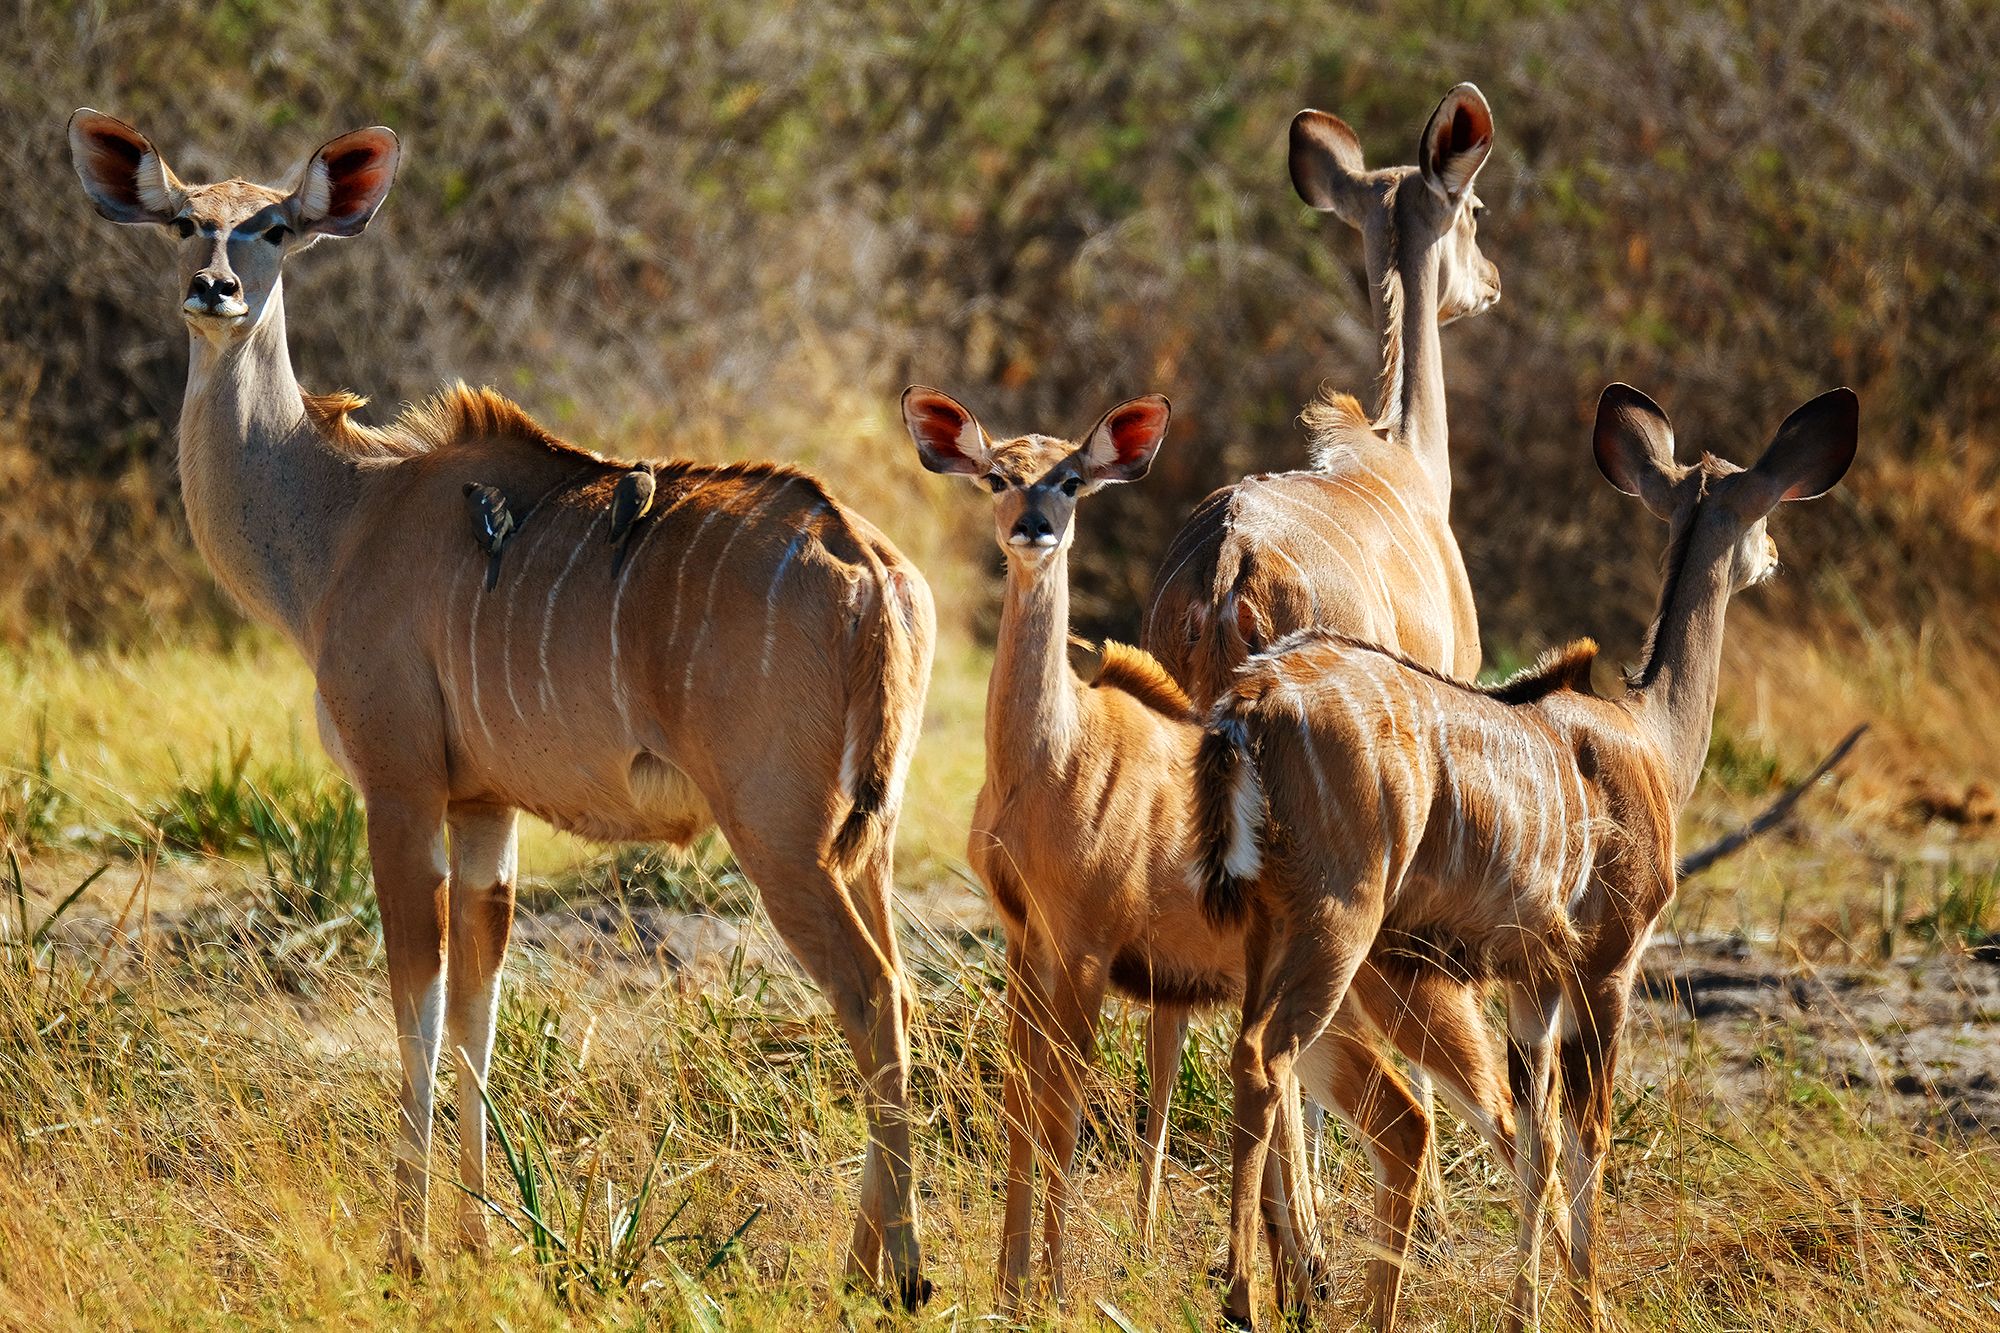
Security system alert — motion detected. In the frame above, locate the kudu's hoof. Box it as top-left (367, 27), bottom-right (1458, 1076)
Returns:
top-left (896, 1271), bottom-right (936, 1311)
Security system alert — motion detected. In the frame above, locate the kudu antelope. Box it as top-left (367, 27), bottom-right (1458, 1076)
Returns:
top-left (1144, 85), bottom-right (1505, 1212)
top-left (68, 111), bottom-right (937, 1303)
top-left (901, 388), bottom-right (1511, 1323)
top-left (1194, 384), bottom-right (1859, 1330)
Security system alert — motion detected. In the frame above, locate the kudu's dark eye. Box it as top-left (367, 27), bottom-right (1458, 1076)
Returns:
top-left (1471, 200), bottom-right (1487, 220)
top-left (1060, 476), bottom-right (1081, 497)
top-left (263, 224), bottom-right (288, 246)
top-left (986, 474), bottom-right (1007, 494)
top-left (172, 217), bottom-right (195, 239)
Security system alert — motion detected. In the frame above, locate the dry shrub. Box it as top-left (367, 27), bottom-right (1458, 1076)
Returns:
top-left (1, 1), bottom-right (1994, 782)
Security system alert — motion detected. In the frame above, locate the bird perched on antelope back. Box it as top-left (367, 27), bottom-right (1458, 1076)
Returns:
top-left (464, 482), bottom-right (516, 588)
top-left (609, 468), bottom-right (657, 573)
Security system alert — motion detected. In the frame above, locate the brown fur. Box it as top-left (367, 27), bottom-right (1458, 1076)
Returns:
top-left (906, 404), bottom-right (1515, 1316)
top-left (1091, 640), bottom-right (1195, 720)
top-left (72, 114), bottom-right (939, 1306)
top-left (1195, 383), bottom-right (1856, 1332)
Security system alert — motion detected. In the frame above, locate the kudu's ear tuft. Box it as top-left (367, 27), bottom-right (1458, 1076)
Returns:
top-left (1748, 387), bottom-right (1859, 507)
top-left (1593, 382), bottom-right (1682, 517)
top-left (1418, 83), bottom-right (1494, 204)
top-left (291, 127), bottom-right (400, 238)
top-left (68, 109), bottom-right (181, 226)
top-left (1289, 109), bottom-right (1369, 224)
top-left (1081, 395), bottom-right (1171, 484)
top-left (901, 386), bottom-right (990, 476)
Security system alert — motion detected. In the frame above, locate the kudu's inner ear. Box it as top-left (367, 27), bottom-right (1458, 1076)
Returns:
top-left (68, 109), bottom-right (181, 226)
top-left (901, 386), bottom-right (990, 476)
top-left (1289, 109), bottom-right (1369, 224)
top-left (291, 127), bottom-right (400, 238)
top-left (1749, 387), bottom-right (1859, 506)
top-left (1592, 382), bottom-right (1682, 516)
top-left (1418, 83), bottom-right (1494, 204)
top-left (1081, 395), bottom-right (1171, 484)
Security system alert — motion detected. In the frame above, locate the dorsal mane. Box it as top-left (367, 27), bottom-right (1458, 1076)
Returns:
top-left (1092, 640), bottom-right (1195, 720)
top-left (302, 381), bottom-right (608, 466)
top-left (1298, 389), bottom-right (1387, 470)
top-left (1481, 639), bottom-right (1601, 703)
top-left (1245, 628), bottom-right (1599, 704)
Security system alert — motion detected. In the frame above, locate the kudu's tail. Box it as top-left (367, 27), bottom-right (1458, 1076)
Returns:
top-left (830, 557), bottom-right (936, 877)
top-left (1191, 691), bottom-right (1266, 931)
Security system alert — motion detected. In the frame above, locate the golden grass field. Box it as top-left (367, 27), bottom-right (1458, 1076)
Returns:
top-left (4, 498), bottom-right (1998, 1330)
top-left (6, 4), bottom-right (2000, 1324)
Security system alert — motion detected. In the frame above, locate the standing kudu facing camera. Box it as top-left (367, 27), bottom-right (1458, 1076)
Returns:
top-left (905, 388), bottom-right (1512, 1325)
top-left (69, 110), bottom-right (938, 1305)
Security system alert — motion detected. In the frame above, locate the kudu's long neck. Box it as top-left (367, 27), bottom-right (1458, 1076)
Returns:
top-left (1630, 520), bottom-right (1738, 809)
top-left (1378, 235), bottom-right (1451, 505)
top-left (987, 549), bottom-right (1083, 785)
top-left (177, 281), bottom-right (368, 649)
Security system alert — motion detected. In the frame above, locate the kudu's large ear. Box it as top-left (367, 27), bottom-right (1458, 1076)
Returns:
top-left (1289, 109), bottom-right (1370, 225)
top-left (902, 386), bottom-right (991, 476)
top-left (288, 127), bottom-right (400, 239)
top-left (1417, 83), bottom-right (1494, 205)
top-left (68, 109), bottom-right (182, 226)
top-left (1593, 383), bottom-right (1683, 518)
top-left (1080, 395), bottom-right (1171, 485)
top-left (1744, 388), bottom-right (1858, 509)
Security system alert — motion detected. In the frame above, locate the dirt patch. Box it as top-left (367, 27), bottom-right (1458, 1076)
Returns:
top-left (1636, 934), bottom-right (2000, 1131)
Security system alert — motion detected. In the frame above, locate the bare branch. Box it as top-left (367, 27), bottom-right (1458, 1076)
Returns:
top-left (1678, 724), bottom-right (1868, 880)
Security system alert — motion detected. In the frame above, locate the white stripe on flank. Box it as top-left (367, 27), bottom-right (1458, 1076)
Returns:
top-left (1247, 480), bottom-right (1398, 643)
top-left (1325, 475), bottom-right (1449, 632)
top-left (500, 514), bottom-right (554, 725)
top-left (538, 513), bottom-right (598, 710)
top-left (1142, 495), bottom-right (1229, 644)
top-left (467, 558), bottom-right (497, 754)
top-left (760, 500), bottom-right (825, 675)
top-left (684, 477), bottom-right (791, 695)
top-left (608, 512), bottom-right (672, 735)
top-left (436, 556), bottom-right (465, 712)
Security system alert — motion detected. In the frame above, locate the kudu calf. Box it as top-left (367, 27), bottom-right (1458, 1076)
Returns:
top-left (903, 389), bottom-right (1512, 1324)
top-left (1195, 385), bottom-right (1859, 1330)
top-left (69, 111), bottom-right (937, 1304)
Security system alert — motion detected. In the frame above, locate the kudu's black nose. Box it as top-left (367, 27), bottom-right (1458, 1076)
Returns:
top-left (188, 270), bottom-right (239, 302)
top-left (1011, 513), bottom-right (1056, 544)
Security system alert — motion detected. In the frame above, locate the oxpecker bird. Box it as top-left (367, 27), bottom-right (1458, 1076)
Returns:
top-left (609, 468), bottom-right (657, 575)
top-left (464, 481), bottom-right (516, 589)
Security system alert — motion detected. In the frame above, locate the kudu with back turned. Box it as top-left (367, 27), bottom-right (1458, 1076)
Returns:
top-left (1194, 384), bottom-right (1859, 1330)
top-left (1144, 85), bottom-right (1506, 1219)
top-left (902, 388), bottom-right (1512, 1326)
top-left (68, 110), bottom-right (937, 1304)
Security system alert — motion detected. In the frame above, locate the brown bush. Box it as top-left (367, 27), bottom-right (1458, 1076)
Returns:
top-left (4, 2), bottom-right (1994, 739)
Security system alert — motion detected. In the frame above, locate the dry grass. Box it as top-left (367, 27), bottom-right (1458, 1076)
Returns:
top-left (5, 883), bottom-right (2000, 1332)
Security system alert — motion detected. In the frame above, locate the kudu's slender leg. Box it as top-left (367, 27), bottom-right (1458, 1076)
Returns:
top-left (727, 829), bottom-right (922, 1307)
top-left (443, 802), bottom-right (518, 1254)
top-left (1351, 964), bottom-right (1518, 1179)
top-left (998, 925), bottom-right (1044, 1311)
top-left (1223, 913), bottom-right (1277, 1329)
top-left (1299, 1024), bottom-right (1431, 1329)
top-left (1032, 949), bottom-right (1109, 1306)
top-left (1559, 981), bottom-right (1623, 1333)
top-left (1137, 1005), bottom-right (1190, 1241)
top-left (1505, 986), bottom-right (1561, 1333)
top-left (367, 791), bottom-right (451, 1277)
